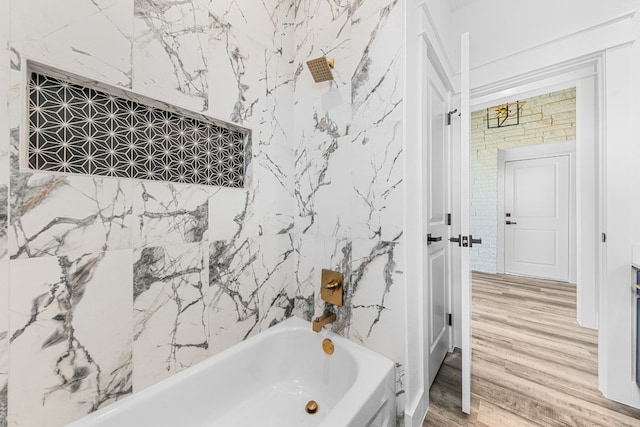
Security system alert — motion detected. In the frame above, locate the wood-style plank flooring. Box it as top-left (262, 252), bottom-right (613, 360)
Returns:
top-left (423, 272), bottom-right (640, 426)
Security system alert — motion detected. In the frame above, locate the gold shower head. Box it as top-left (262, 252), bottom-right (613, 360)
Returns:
top-left (306, 56), bottom-right (335, 83)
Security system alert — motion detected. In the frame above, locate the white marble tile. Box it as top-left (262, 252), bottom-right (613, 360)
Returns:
top-left (208, 187), bottom-right (248, 241)
top-left (293, 0), bottom-right (352, 131)
top-left (209, 0), bottom-right (294, 129)
top-left (294, 234), bottom-right (350, 322)
top-left (351, 0), bottom-right (393, 23)
top-left (346, 237), bottom-right (404, 360)
top-left (244, 142), bottom-right (294, 236)
top-left (9, 173), bottom-right (134, 259)
top-left (133, 0), bottom-right (209, 111)
top-left (9, 250), bottom-right (133, 426)
top-left (133, 181), bottom-right (209, 248)
top-left (347, 237), bottom-right (405, 415)
top-left (209, 233), bottom-right (294, 355)
top-left (209, 142), bottom-right (293, 241)
top-left (0, 0), bottom-right (9, 189)
top-left (133, 242), bottom-right (209, 392)
top-left (0, 185), bottom-right (6, 260)
top-left (343, 239), bottom-right (405, 414)
top-left (209, 0), bottom-right (292, 48)
top-left (294, 133), bottom-right (353, 237)
top-left (350, 0), bottom-right (403, 135)
top-left (0, 260), bottom-right (7, 427)
top-left (8, 48), bottom-right (22, 133)
top-left (10, 0), bottom-right (133, 88)
top-left (350, 122), bottom-right (403, 241)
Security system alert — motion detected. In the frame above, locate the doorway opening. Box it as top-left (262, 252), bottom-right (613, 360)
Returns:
top-left (470, 88), bottom-right (577, 283)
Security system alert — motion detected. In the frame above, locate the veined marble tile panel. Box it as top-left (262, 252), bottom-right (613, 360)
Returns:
top-left (0, 185), bottom-right (6, 260)
top-left (295, 234), bottom-right (350, 322)
top-left (244, 142), bottom-right (294, 236)
top-left (293, 0), bottom-right (351, 142)
top-left (10, 0), bottom-right (133, 87)
top-left (9, 171), bottom-right (134, 259)
top-left (209, 142), bottom-right (293, 241)
top-left (133, 0), bottom-right (209, 112)
top-left (209, 0), bottom-right (294, 130)
top-left (0, 0), bottom-right (8, 43)
top-left (346, 237), bottom-right (404, 358)
top-left (209, 0), bottom-right (293, 48)
top-left (350, 122), bottom-right (403, 241)
top-left (9, 250), bottom-right (133, 426)
top-left (208, 187), bottom-right (248, 242)
top-left (350, 0), bottom-right (403, 135)
top-left (208, 233), bottom-right (294, 355)
top-left (133, 242), bottom-right (209, 392)
top-left (0, 260), bottom-right (7, 427)
top-left (348, 237), bottom-right (405, 416)
top-left (0, 1), bottom-right (9, 189)
top-left (133, 181), bottom-right (209, 248)
top-left (294, 133), bottom-right (353, 237)
top-left (351, 0), bottom-right (396, 23)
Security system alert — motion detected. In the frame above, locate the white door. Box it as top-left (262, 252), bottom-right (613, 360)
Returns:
top-left (504, 156), bottom-right (570, 281)
top-left (460, 32), bottom-right (472, 415)
top-left (426, 57), bottom-right (450, 388)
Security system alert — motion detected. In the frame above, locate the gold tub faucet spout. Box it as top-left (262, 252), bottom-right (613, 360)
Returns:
top-left (312, 311), bottom-right (337, 333)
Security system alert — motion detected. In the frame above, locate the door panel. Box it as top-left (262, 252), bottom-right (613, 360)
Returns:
top-left (460, 32), bottom-right (471, 415)
top-left (429, 248), bottom-right (446, 348)
top-left (504, 156), bottom-right (569, 281)
top-left (426, 57), bottom-right (450, 389)
top-left (513, 229), bottom-right (557, 265)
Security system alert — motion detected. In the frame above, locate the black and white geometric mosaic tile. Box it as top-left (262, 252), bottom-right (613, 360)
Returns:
top-left (28, 72), bottom-right (246, 187)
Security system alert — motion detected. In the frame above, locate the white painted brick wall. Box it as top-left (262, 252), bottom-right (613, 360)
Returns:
top-left (470, 88), bottom-right (576, 273)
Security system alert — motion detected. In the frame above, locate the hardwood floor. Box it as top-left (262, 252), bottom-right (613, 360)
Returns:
top-left (423, 272), bottom-right (640, 427)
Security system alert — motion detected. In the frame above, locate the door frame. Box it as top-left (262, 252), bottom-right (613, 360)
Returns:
top-left (468, 57), bottom-right (602, 330)
top-left (497, 141), bottom-right (577, 283)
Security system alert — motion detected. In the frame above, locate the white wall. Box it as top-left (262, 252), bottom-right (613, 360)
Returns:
top-left (448, 0), bottom-right (638, 73)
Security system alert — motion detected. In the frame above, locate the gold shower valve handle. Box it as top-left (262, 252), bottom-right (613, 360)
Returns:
top-left (322, 280), bottom-right (341, 290)
top-left (321, 269), bottom-right (344, 306)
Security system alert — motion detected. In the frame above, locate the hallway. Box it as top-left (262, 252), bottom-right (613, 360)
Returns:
top-left (424, 273), bottom-right (640, 426)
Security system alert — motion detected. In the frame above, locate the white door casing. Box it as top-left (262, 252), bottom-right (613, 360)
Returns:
top-left (425, 57), bottom-right (451, 388)
top-left (504, 155), bottom-right (570, 282)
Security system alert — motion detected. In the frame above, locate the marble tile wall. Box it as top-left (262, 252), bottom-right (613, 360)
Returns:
top-left (1, 0), bottom-right (295, 425)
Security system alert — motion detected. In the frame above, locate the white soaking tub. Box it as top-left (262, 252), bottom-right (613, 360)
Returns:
top-left (68, 316), bottom-right (396, 427)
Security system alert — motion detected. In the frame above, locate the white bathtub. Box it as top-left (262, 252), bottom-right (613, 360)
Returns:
top-left (68, 316), bottom-right (396, 427)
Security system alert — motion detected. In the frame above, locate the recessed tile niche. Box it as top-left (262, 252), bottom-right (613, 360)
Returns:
top-left (27, 66), bottom-right (249, 187)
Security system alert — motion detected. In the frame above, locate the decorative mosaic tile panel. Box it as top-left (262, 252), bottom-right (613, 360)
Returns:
top-left (28, 72), bottom-right (247, 187)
